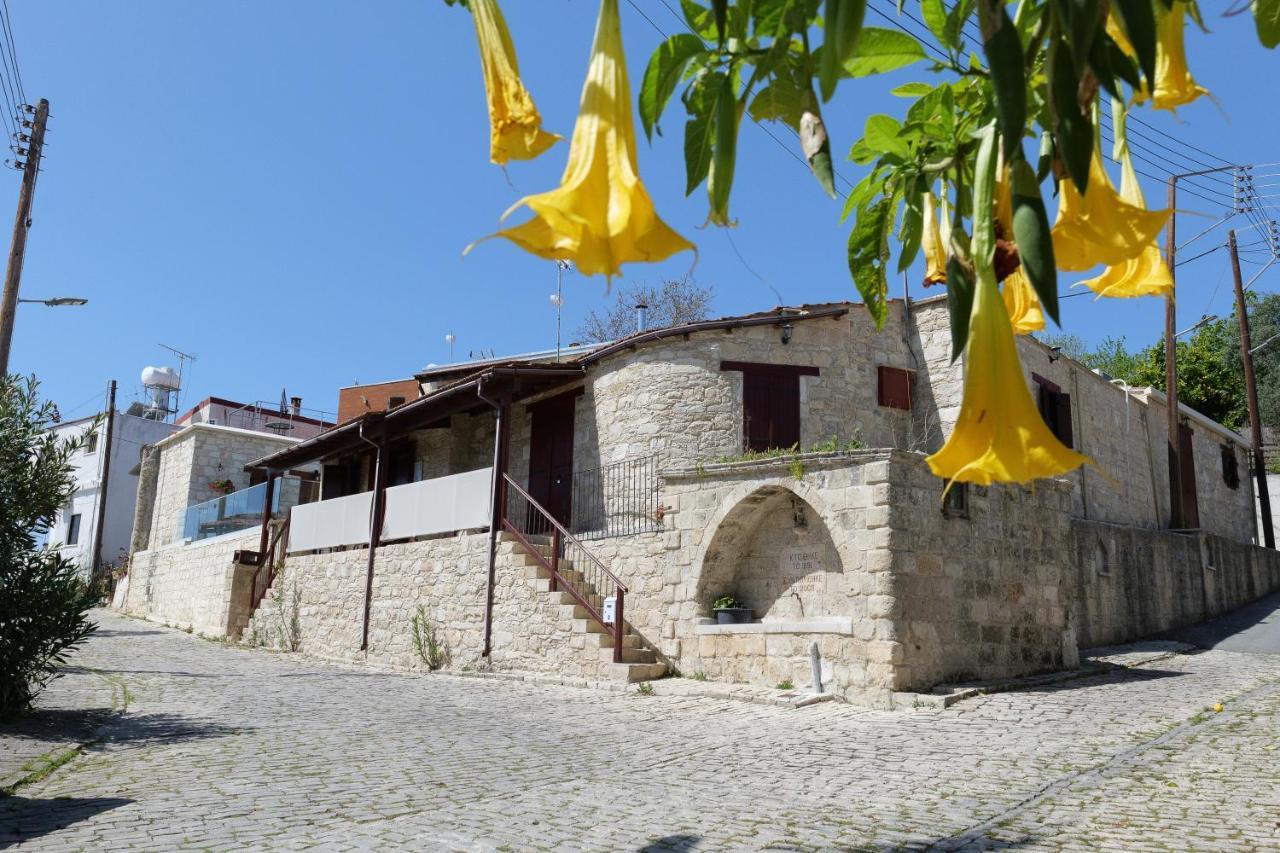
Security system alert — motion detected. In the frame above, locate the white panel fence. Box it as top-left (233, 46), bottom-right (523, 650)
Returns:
top-left (287, 467), bottom-right (493, 554)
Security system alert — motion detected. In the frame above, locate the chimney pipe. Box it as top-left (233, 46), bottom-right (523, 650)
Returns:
top-left (290, 396), bottom-right (302, 416)
top-left (636, 302), bottom-right (649, 332)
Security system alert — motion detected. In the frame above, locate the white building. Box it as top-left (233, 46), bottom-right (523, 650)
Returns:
top-left (47, 410), bottom-right (177, 578)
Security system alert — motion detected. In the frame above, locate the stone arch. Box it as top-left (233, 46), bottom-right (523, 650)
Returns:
top-left (693, 480), bottom-right (848, 621)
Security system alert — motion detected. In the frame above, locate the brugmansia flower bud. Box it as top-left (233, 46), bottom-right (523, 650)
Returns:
top-left (1001, 269), bottom-right (1045, 335)
top-left (467, 0), bottom-right (560, 164)
top-left (926, 128), bottom-right (1089, 489)
top-left (1051, 148), bottom-right (1170, 272)
top-left (471, 0), bottom-right (694, 279)
top-left (1109, 3), bottom-right (1208, 112)
top-left (1077, 103), bottom-right (1173, 298)
top-left (922, 191), bottom-right (948, 286)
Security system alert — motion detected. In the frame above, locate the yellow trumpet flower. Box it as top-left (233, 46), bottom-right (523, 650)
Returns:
top-left (922, 191), bottom-right (948, 286)
top-left (1108, 3), bottom-right (1208, 112)
top-left (927, 129), bottom-right (1089, 488)
top-left (1002, 269), bottom-right (1045, 335)
top-left (479, 0), bottom-right (694, 279)
top-left (468, 0), bottom-right (560, 164)
top-left (1051, 149), bottom-right (1170, 272)
top-left (1077, 107), bottom-right (1173, 298)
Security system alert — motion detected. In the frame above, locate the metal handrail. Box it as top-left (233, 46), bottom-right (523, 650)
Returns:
top-left (502, 473), bottom-right (628, 593)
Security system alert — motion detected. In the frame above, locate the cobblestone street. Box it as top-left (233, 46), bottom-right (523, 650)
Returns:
top-left (3, 610), bottom-right (1280, 851)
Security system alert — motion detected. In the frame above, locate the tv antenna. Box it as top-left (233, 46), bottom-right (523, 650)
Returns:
top-left (158, 343), bottom-right (197, 409)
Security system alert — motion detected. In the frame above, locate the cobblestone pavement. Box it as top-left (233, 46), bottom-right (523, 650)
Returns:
top-left (3, 611), bottom-right (1280, 851)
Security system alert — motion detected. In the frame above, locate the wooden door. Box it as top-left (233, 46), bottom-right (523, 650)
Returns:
top-left (528, 392), bottom-right (577, 527)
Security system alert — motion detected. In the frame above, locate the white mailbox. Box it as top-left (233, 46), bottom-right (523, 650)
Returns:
top-left (602, 595), bottom-right (616, 625)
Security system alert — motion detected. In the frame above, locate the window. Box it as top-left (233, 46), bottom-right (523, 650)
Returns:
top-left (877, 366), bottom-right (913, 410)
top-left (721, 361), bottom-right (819, 452)
top-left (1032, 374), bottom-right (1074, 448)
top-left (84, 433), bottom-right (98, 454)
top-left (388, 396), bottom-right (406, 410)
top-left (1221, 444), bottom-right (1240, 490)
top-left (66, 513), bottom-right (82, 545)
top-left (942, 483), bottom-right (969, 518)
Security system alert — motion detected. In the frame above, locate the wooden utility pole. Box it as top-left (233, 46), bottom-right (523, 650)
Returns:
top-left (89, 379), bottom-right (117, 583)
top-left (1228, 230), bottom-right (1275, 548)
top-left (1165, 177), bottom-right (1184, 529)
top-left (0, 98), bottom-right (49, 375)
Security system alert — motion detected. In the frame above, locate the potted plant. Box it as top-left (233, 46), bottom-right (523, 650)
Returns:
top-left (209, 478), bottom-right (235, 496)
top-left (712, 595), bottom-right (753, 625)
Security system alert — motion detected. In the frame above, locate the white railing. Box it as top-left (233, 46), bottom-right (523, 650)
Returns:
top-left (286, 467), bottom-right (492, 553)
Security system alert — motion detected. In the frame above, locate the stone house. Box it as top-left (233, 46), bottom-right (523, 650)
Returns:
top-left (120, 301), bottom-right (1280, 706)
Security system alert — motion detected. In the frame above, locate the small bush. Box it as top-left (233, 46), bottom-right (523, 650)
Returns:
top-left (776, 679), bottom-right (795, 691)
top-left (411, 606), bottom-right (448, 670)
top-left (0, 376), bottom-right (99, 717)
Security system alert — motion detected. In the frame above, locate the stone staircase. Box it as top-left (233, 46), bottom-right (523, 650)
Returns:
top-left (498, 532), bottom-right (666, 683)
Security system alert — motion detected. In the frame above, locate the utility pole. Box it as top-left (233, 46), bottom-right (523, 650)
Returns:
top-left (0, 98), bottom-right (49, 375)
top-left (1228, 230), bottom-right (1275, 548)
top-left (89, 379), bottom-right (117, 584)
top-left (1165, 176), bottom-right (1184, 529)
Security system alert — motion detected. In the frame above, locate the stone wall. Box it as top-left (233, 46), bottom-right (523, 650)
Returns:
top-left (885, 458), bottom-right (1076, 691)
top-left (123, 530), bottom-right (260, 637)
top-left (1069, 520), bottom-right (1280, 649)
top-left (910, 297), bottom-right (1257, 544)
top-left (146, 425), bottom-right (299, 549)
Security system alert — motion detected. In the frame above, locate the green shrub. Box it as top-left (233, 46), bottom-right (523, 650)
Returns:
top-left (0, 376), bottom-right (98, 717)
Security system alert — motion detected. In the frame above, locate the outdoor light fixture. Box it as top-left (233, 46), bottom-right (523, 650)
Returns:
top-left (1048, 345), bottom-right (1062, 363)
top-left (17, 296), bottom-right (87, 306)
top-left (780, 322), bottom-right (793, 345)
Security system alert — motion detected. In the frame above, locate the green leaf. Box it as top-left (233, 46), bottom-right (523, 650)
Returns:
top-left (841, 27), bottom-right (926, 77)
top-left (1048, 38), bottom-right (1092, 194)
top-left (944, 0), bottom-right (975, 50)
top-left (862, 113), bottom-right (911, 159)
top-left (1257, 0), bottom-right (1280, 48)
top-left (711, 0), bottom-right (728, 44)
top-left (1057, 0), bottom-right (1100, 74)
top-left (681, 0), bottom-right (719, 39)
top-left (841, 167), bottom-right (884, 221)
top-left (1010, 158), bottom-right (1060, 325)
top-left (979, 0), bottom-right (1026, 162)
top-left (891, 81), bottom-right (934, 97)
top-left (820, 0), bottom-right (869, 100)
top-left (921, 0), bottom-right (950, 46)
top-left (683, 72), bottom-right (719, 196)
top-left (640, 35), bottom-right (708, 141)
top-left (1112, 0), bottom-right (1157, 84)
top-left (747, 74), bottom-right (807, 128)
top-left (848, 195), bottom-right (893, 328)
top-left (707, 74), bottom-right (740, 225)
top-left (945, 249), bottom-right (975, 361)
top-left (897, 178), bottom-right (925, 273)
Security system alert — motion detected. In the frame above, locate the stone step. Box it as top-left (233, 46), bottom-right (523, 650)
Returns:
top-left (572, 618), bottom-right (609, 635)
top-left (558, 603), bottom-right (589, 621)
top-left (607, 662), bottom-right (667, 683)
top-left (600, 646), bottom-right (657, 664)
top-left (581, 631), bottom-right (642, 650)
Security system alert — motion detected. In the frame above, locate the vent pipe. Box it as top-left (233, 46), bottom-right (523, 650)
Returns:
top-left (290, 396), bottom-right (302, 416)
top-left (635, 302), bottom-right (649, 332)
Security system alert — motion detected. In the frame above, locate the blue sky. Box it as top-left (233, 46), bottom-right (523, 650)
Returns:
top-left (8, 1), bottom-right (1277, 422)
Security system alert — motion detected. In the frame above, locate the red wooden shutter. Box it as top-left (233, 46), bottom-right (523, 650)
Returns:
top-left (1055, 392), bottom-right (1074, 449)
top-left (877, 366), bottom-right (912, 410)
top-left (1178, 424), bottom-right (1200, 528)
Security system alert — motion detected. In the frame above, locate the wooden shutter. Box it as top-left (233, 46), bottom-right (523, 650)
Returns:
top-left (1178, 424), bottom-right (1200, 528)
top-left (1054, 392), bottom-right (1074, 449)
top-left (722, 362), bottom-right (816, 453)
top-left (877, 366), bottom-right (912, 410)
top-left (1221, 445), bottom-right (1240, 490)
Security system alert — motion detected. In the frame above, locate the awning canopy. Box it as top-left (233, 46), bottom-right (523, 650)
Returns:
top-left (245, 363), bottom-right (584, 472)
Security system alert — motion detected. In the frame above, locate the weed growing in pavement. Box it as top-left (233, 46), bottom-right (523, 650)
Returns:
top-left (635, 682), bottom-right (654, 696)
top-left (776, 679), bottom-right (794, 691)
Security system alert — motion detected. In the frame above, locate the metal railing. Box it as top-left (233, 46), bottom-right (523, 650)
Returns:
top-left (224, 400), bottom-right (336, 436)
top-left (501, 473), bottom-right (627, 663)
top-left (180, 477), bottom-right (318, 543)
top-left (568, 453), bottom-right (660, 540)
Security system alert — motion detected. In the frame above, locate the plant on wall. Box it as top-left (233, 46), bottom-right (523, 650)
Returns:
top-left (411, 606), bottom-right (449, 671)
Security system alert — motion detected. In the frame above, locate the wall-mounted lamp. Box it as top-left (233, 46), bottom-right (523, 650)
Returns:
top-left (1047, 345), bottom-right (1062, 363)
top-left (780, 322), bottom-right (794, 345)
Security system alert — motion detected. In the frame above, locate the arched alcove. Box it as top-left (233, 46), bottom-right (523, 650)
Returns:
top-left (695, 484), bottom-right (846, 621)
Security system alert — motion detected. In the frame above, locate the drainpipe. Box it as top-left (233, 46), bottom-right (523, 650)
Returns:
top-left (477, 374), bottom-right (510, 658)
top-left (358, 419), bottom-right (388, 652)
